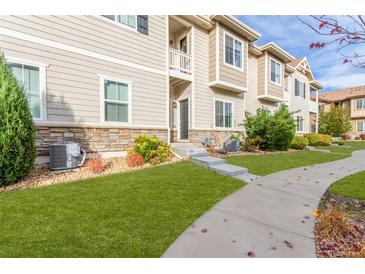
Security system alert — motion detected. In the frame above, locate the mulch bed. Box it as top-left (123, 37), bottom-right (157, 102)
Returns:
top-left (315, 191), bottom-right (365, 258)
top-left (0, 157), bottom-right (180, 193)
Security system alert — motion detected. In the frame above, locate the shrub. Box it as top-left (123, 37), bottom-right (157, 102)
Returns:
top-left (337, 141), bottom-right (345, 146)
top-left (241, 136), bottom-right (260, 152)
top-left (290, 136), bottom-right (308, 150)
top-left (125, 151), bottom-right (145, 167)
top-left (360, 134), bottom-right (365, 140)
top-left (319, 103), bottom-right (352, 137)
top-left (244, 105), bottom-right (295, 151)
top-left (133, 134), bottom-right (173, 164)
top-left (87, 154), bottom-right (105, 174)
top-left (341, 133), bottom-right (350, 140)
top-left (0, 55), bottom-right (36, 186)
top-left (303, 133), bottom-right (332, 146)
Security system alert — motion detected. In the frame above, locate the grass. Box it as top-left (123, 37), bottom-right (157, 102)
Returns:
top-left (329, 171), bottom-right (365, 200)
top-left (0, 161), bottom-right (243, 258)
top-left (316, 141), bottom-right (365, 155)
top-left (226, 150), bottom-right (348, 176)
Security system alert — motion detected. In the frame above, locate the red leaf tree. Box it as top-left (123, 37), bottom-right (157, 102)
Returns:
top-left (298, 16), bottom-right (365, 69)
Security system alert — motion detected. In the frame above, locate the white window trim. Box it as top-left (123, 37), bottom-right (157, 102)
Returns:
top-left (357, 121), bottom-right (365, 132)
top-left (223, 31), bottom-right (244, 72)
top-left (295, 78), bottom-right (306, 98)
top-left (99, 75), bottom-right (132, 126)
top-left (213, 98), bottom-right (234, 129)
top-left (5, 56), bottom-right (48, 122)
top-left (355, 98), bottom-right (365, 110)
top-left (296, 115), bottom-right (304, 133)
top-left (269, 56), bottom-right (282, 87)
top-left (98, 16), bottom-right (138, 33)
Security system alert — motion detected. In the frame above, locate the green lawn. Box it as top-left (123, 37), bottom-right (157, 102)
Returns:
top-left (226, 151), bottom-right (348, 176)
top-left (0, 161), bottom-right (243, 258)
top-left (329, 171), bottom-right (365, 200)
top-left (316, 141), bottom-right (365, 155)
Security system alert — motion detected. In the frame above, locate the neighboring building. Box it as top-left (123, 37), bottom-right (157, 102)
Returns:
top-left (316, 86), bottom-right (365, 136)
top-left (0, 15), bottom-right (323, 162)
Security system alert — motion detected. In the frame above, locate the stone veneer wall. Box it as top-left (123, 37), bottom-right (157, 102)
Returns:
top-left (188, 129), bottom-right (244, 147)
top-left (35, 126), bottom-right (168, 156)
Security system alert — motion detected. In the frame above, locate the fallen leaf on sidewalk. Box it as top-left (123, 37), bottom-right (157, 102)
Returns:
top-left (284, 240), bottom-right (294, 249)
top-left (201, 228), bottom-right (208, 233)
top-left (247, 251), bottom-right (255, 257)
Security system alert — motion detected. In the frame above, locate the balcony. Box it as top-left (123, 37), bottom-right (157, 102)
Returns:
top-left (169, 48), bottom-right (192, 81)
top-left (309, 100), bottom-right (318, 113)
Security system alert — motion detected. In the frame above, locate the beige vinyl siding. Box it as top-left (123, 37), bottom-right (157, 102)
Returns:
top-left (0, 34), bottom-right (167, 126)
top-left (194, 25), bottom-right (244, 130)
top-left (290, 71), bottom-right (310, 133)
top-left (218, 24), bottom-right (247, 88)
top-left (245, 54), bottom-right (259, 114)
top-left (351, 97), bottom-right (365, 118)
top-left (0, 15), bottom-right (166, 71)
top-left (208, 27), bottom-right (216, 82)
top-left (257, 55), bottom-right (265, 96)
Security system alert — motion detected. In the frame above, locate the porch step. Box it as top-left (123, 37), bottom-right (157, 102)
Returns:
top-left (191, 156), bottom-right (226, 168)
top-left (171, 143), bottom-right (208, 158)
top-left (209, 163), bottom-right (248, 177)
top-left (233, 173), bottom-right (260, 183)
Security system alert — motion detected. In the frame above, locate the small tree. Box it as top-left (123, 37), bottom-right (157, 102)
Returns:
top-left (244, 105), bottom-right (295, 151)
top-left (0, 55), bottom-right (36, 186)
top-left (319, 103), bottom-right (352, 137)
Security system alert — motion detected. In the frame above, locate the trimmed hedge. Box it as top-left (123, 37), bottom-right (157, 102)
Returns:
top-left (291, 136), bottom-right (308, 150)
top-left (303, 133), bottom-right (332, 146)
top-left (0, 55), bottom-right (36, 186)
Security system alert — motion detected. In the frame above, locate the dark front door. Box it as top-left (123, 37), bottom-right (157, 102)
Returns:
top-left (180, 99), bottom-right (189, 140)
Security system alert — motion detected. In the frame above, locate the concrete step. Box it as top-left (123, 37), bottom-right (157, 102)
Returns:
top-left (172, 146), bottom-right (208, 158)
top-left (191, 156), bottom-right (226, 168)
top-left (305, 146), bottom-right (331, 153)
top-left (233, 173), bottom-right (260, 183)
top-left (209, 163), bottom-right (248, 177)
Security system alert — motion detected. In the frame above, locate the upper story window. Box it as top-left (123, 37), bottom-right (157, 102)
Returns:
top-left (295, 79), bottom-right (306, 98)
top-left (8, 62), bottom-right (42, 119)
top-left (355, 98), bottom-right (365, 110)
top-left (215, 100), bottom-right (233, 128)
top-left (270, 59), bottom-right (282, 85)
top-left (224, 33), bottom-right (243, 70)
top-left (101, 15), bottom-right (148, 35)
top-left (102, 78), bottom-right (131, 124)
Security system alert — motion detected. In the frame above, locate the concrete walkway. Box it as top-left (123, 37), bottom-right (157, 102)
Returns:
top-left (163, 150), bottom-right (365, 258)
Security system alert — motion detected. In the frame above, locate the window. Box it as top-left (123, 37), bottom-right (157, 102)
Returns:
top-left (102, 15), bottom-right (136, 29)
top-left (295, 79), bottom-right (306, 98)
top-left (357, 121), bottom-right (365, 132)
top-left (224, 33), bottom-right (243, 69)
top-left (103, 79), bottom-right (130, 123)
top-left (215, 100), bottom-right (233, 128)
top-left (8, 62), bottom-right (41, 119)
top-left (356, 98), bottom-right (365, 110)
top-left (270, 59), bottom-right (282, 85)
top-left (296, 116), bottom-right (304, 132)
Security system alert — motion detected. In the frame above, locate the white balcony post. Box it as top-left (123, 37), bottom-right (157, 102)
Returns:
top-left (315, 90), bottom-right (319, 133)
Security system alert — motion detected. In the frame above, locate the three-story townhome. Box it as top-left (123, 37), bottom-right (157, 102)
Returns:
top-left (0, 15), bottom-right (323, 163)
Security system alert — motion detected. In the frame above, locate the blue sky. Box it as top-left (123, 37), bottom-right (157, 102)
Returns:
top-left (236, 16), bottom-right (365, 92)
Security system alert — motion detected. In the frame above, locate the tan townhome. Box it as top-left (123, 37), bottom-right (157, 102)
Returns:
top-left (0, 15), bottom-right (323, 163)
top-left (316, 86), bottom-right (365, 137)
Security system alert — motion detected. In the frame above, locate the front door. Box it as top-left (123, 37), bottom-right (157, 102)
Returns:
top-left (179, 99), bottom-right (189, 140)
top-left (180, 36), bottom-right (188, 54)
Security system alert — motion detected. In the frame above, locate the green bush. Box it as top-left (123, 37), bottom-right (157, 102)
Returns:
top-left (337, 141), bottom-right (345, 146)
top-left (291, 136), bottom-right (308, 150)
top-left (303, 133), bottom-right (332, 146)
top-left (244, 105), bottom-right (295, 151)
top-left (132, 134), bottom-right (173, 164)
top-left (0, 55), bottom-right (36, 186)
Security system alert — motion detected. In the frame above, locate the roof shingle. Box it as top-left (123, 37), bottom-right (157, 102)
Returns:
top-left (316, 85), bottom-right (365, 102)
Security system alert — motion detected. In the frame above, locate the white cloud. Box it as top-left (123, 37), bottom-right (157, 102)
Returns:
top-left (318, 73), bottom-right (365, 89)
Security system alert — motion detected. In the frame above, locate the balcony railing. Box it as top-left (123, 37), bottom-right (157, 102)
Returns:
top-left (169, 48), bottom-right (192, 74)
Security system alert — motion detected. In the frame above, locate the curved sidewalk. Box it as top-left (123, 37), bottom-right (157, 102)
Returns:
top-left (163, 150), bottom-right (365, 258)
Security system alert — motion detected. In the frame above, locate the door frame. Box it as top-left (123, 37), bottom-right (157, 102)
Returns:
top-left (177, 97), bottom-right (189, 141)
